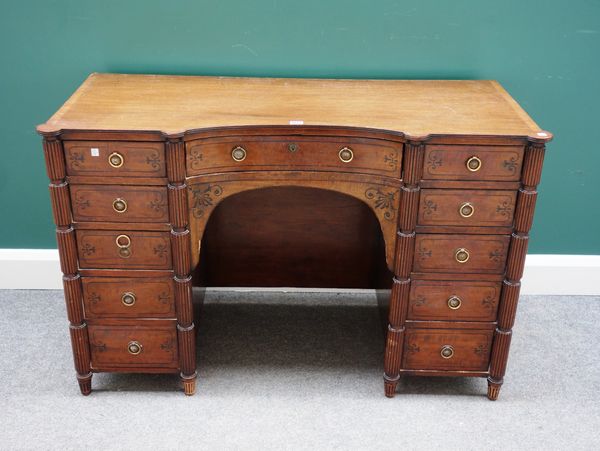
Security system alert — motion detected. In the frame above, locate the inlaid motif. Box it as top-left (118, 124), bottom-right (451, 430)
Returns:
top-left (364, 187), bottom-right (398, 221)
top-left (153, 244), bottom-right (169, 258)
top-left (190, 184), bottom-right (223, 218)
top-left (406, 343), bottom-right (420, 354)
top-left (81, 243), bottom-right (96, 256)
top-left (489, 249), bottom-right (505, 263)
top-left (384, 152), bottom-right (399, 170)
top-left (145, 152), bottom-right (162, 169)
top-left (89, 292), bottom-right (101, 305)
top-left (158, 292), bottom-right (171, 304)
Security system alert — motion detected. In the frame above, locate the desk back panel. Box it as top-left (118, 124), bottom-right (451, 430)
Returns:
top-left (197, 186), bottom-right (389, 289)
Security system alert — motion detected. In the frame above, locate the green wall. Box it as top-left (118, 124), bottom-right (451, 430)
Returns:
top-left (1, 0), bottom-right (598, 253)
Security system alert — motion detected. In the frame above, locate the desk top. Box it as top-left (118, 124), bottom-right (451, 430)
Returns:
top-left (38, 73), bottom-right (548, 140)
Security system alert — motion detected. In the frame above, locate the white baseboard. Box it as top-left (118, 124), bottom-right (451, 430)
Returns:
top-left (0, 249), bottom-right (598, 295)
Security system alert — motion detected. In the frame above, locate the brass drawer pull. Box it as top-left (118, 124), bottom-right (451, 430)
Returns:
top-left (455, 248), bottom-right (470, 263)
top-left (115, 234), bottom-right (131, 248)
top-left (127, 341), bottom-right (143, 355)
top-left (231, 146), bottom-right (247, 162)
top-left (338, 147), bottom-right (354, 163)
top-left (466, 155), bottom-right (482, 172)
top-left (440, 345), bottom-right (454, 359)
top-left (288, 143), bottom-right (298, 153)
top-left (459, 202), bottom-right (474, 218)
top-left (121, 292), bottom-right (136, 307)
top-left (447, 296), bottom-right (462, 310)
top-left (112, 198), bottom-right (128, 213)
top-left (116, 234), bottom-right (132, 258)
top-left (108, 152), bottom-right (124, 168)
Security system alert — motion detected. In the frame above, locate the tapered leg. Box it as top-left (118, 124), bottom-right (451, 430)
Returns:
top-left (77, 372), bottom-right (93, 396)
top-left (384, 375), bottom-right (399, 398)
top-left (487, 379), bottom-right (501, 401)
top-left (181, 372), bottom-right (197, 396)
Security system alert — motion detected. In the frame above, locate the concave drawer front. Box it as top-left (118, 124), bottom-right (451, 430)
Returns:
top-left (408, 280), bottom-right (501, 321)
top-left (64, 141), bottom-right (166, 177)
top-left (418, 189), bottom-right (516, 227)
top-left (82, 277), bottom-right (175, 319)
top-left (89, 322), bottom-right (178, 369)
top-left (76, 230), bottom-right (172, 269)
top-left (70, 185), bottom-right (168, 223)
top-left (403, 329), bottom-right (493, 371)
top-left (414, 234), bottom-right (510, 274)
top-left (423, 145), bottom-right (524, 181)
top-left (185, 136), bottom-right (402, 176)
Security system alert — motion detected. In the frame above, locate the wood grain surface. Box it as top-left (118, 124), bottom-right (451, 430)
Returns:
top-left (38, 73), bottom-right (546, 138)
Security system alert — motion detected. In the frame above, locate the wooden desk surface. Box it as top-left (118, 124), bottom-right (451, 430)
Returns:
top-left (38, 73), bottom-right (545, 139)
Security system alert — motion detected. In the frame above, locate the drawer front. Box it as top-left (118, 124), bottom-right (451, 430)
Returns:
top-left (76, 230), bottom-right (172, 269)
top-left (414, 234), bottom-right (510, 274)
top-left (186, 136), bottom-right (402, 176)
top-left (89, 322), bottom-right (178, 369)
top-left (403, 329), bottom-right (493, 371)
top-left (71, 185), bottom-right (169, 223)
top-left (82, 277), bottom-right (175, 318)
top-left (64, 141), bottom-right (166, 177)
top-left (423, 145), bottom-right (524, 181)
top-left (408, 280), bottom-right (501, 321)
top-left (419, 189), bottom-right (516, 227)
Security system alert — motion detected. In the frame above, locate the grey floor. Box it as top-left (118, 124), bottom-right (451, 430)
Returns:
top-left (0, 290), bottom-right (599, 450)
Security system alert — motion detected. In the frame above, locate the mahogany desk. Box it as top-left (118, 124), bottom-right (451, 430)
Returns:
top-left (37, 74), bottom-right (551, 399)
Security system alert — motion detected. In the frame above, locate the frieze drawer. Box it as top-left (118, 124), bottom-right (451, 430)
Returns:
top-left (70, 185), bottom-right (169, 223)
top-left (418, 189), bottom-right (516, 227)
top-left (76, 230), bottom-right (172, 269)
top-left (88, 321), bottom-right (178, 370)
top-left (186, 136), bottom-right (402, 177)
top-left (413, 234), bottom-right (510, 274)
top-left (408, 280), bottom-right (501, 321)
top-left (402, 329), bottom-right (493, 371)
top-left (423, 145), bottom-right (524, 181)
top-left (64, 141), bottom-right (166, 177)
top-left (82, 277), bottom-right (175, 319)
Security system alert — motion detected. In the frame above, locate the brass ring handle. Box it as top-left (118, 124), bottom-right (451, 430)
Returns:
top-left (466, 156), bottom-right (482, 172)
top-left (231, 146), bottom-right (247, 162)
top-left (459, 202), bottom-right (474, 218)
top-left (440, 345), bottom-right (454, 359)
top-left (112, 198), bottom-right (128, 213)
top-left (447, 296), bottom-right (462, 310)
top-left (455, 248), bottom-right (470, 263)
top-left (288, 143), bottom-right (298, 153)
top-left (127, 341), bottom-right (143, 355)
top-left (121, 292), bottom-right (136, 307)
top-left (108, 152), bottom-right (124, 168)
top-left (115, 234), bottom-right (131, 249)
top-left (338, 147), bottom-right (354, 163)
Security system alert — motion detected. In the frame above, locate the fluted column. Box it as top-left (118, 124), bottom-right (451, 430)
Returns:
top-left (166, 136), bottom-right (197, 395)
top-left (43, 135), bottom-right (92, 395)
top-left (384, 141), bottom-right (424, 397)
top-left (487, 138), bottom-right (547, 400)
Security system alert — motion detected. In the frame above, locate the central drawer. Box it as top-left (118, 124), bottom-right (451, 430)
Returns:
top-left (185, 136), bottom-right (402, 176)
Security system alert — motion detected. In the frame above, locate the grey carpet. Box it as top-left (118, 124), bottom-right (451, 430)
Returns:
top-left (0, 289), bottom-right (598, 450)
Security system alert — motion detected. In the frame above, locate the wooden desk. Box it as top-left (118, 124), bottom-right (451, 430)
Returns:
top-left (38, 74), bottom-right (551, 399)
